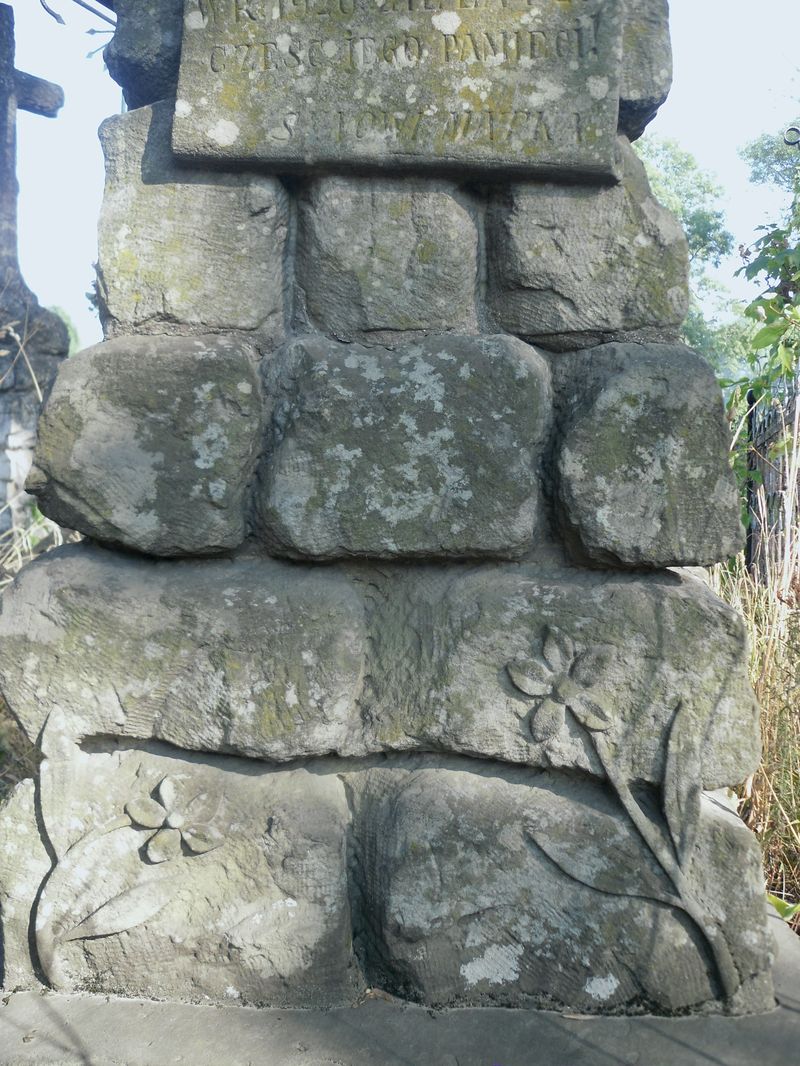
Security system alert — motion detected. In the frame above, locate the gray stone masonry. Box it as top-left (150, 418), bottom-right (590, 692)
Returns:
top-left (294, 178), bottom-right (479, 341)
top-left (0, 0), bottom-right (780, 1030)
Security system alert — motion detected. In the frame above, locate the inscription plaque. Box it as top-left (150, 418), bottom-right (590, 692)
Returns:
top-left (173, 0), bottom-right (623, 176)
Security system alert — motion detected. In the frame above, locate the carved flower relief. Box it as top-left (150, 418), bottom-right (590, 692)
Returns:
top-left (125, 775), bottom-right (225, 864)
top-left (506, 625), bottom-right (615, 743)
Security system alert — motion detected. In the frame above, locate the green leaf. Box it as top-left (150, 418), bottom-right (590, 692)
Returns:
top-left (751, 323), bottom-right (788, 350)
top-left (768, 894), bottom-right (800, 922)
top-left (777, 342), bottom-right (797, 375)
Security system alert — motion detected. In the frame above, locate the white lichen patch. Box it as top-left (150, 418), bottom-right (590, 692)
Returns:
top-left (432, 11), bottom-right (461, 33)
top-left (207, 120), bottom-right (240, 148)
top-left (584, 974), bottom-right (620, 1001)
top-left (460, 943), bottom-right (524, 987)
top-left (587, 76), bottom-right (610, 101)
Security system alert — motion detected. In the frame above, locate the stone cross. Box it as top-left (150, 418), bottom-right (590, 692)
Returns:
top-left (0, 3), bottom-right (64, 282)
top-left (0, 3), bottom-right (66, 536)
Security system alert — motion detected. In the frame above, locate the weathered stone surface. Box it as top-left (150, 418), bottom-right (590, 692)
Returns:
top-left (11, 724), bottom-right (357, 1006)
top-left (104, 0), bottom-right (184, 109)
top-left (487, 138), bottom-right (689, 351)
top-left (0, 744), bottom-right (774, 1014)
top-left (352, 765), bottom-right (773, 1013)
top-left (619, 0), bottom-right (672, 140)
top-left (1, 279), bottom-right (69, 538)
top-left (172, 0), bottom-right (625, 179)
top-left (364, 564), bottom-right (761, 789)
top-left (97, 101), bottom-right (287, 341)
top-left (256, 334), bottom-right (551, 559)
top-left (295, 179), bottom-right (478, 341)
top-left (0, 545), bottom-right (367, 760)
top-left (553, 344), bottom-right (744, 568)
top-left (27, 335), bottom-right (264, 557)
top-left (0, 547), bottom-right (759, 790)
top-left (0, 779), bottom-right (51, 990)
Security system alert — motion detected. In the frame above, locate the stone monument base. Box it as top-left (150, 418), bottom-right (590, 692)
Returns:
top-left (1, 915), bottom-right (798, 1066)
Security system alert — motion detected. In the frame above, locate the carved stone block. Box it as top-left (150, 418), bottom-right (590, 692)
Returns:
top-left (2, 724), bottom-right (357, 1005)
top-left (0, 779), bottom-right (51, 990)
top-left (364, 564), bottom-right (761, 789)
top-left (295, 178), bottom-right (478, 342)
top-left (27, 335), bottom-right (264, 557)
top-left (0, 547), bottom-right (760, 791)
top-left (351, 765), bottom-right (773, 1013)
top-left (0, 741), bottom-right (774, 1015)
top-left (256, 334), bottom-right (551, 559)
top-left (172, 0), bottom-right (625, 179)
top-left (0, 545), bottom-right (367, 762)
top-left (487, 138), bottom-right (689, 352)
top-left (553, 343), bottom-right (744, 568)
top-left (97, 101), bottom-right (288, 342)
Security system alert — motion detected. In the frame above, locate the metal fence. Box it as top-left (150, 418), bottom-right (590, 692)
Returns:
top-left (746, 378), bottom-right (800, 592)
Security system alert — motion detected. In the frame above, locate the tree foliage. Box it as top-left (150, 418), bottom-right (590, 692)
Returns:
top-left (728, 203), bottom-right (800, 402)
top-left (635, 135), bottom-right (744, 375)
top-left (636, 136), bottom-right (734, 268)
top-left (740, 127), bottom-right (800, 194)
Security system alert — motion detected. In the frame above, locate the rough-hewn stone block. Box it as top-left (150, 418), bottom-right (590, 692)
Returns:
top-left (104, 0), bottom-right (183, 109)
top-left (256, 334), bottom-right (551, 559)
top-left (295, 178), bottom-right (478, 341)
top-left (27, 335), bottom-right (264, 557)
top-left (0, 547), bottom-right (760, 791)
top-left (364, 564), bottom-right (761, 789)
top-left (352, 765), bottom-right (773, 1013)
top-left (619, 0), bottom-right (672, 140)
top-left (553, 343), bottom-right (744, 568)
top-left (487, 138), bottom-right (689, 351)
top-left (97, 101), bottom-right (287, 341)
top-left (0, 545), bottom-right (367, 762)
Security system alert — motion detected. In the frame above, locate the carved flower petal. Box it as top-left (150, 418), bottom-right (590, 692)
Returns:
top-left (542, 626), bottom-right (575, 676)
top-left (125, 796), bottom-right (166, 830)
top-left (146, 827), bottom-right (183, 864)
top-left (570, 695), bottom-right (613, 733)
top-left (183, 790), bottom-right (221, 826)
top-left (157, 776), bottom-right (179, 812)
top-left (182, 824), bottom-right (225, 855)
top-left (506, 657), bottom-right (552, 698)
top-left (571, 646), bottom-right (614, 688)
top-left (529, 698), bottom-right (566, 743)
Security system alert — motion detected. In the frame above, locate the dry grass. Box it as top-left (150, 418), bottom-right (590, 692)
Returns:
top-left (711, 398), bottom-right (800, 932)
top-left (0, 499), bottom-right (72, 802)
top-left (712, 556), bottom-right (800, 932)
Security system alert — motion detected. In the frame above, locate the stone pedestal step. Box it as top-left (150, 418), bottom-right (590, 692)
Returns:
top-left (1, 916), bottom-right (798, 1066)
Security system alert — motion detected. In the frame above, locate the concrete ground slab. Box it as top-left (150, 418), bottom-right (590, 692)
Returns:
top-left (1, 916), bottom-right (798, 1066)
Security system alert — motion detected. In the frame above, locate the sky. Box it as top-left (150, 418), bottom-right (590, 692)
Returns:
top-left (7, 0), bottom-right (800, 349)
